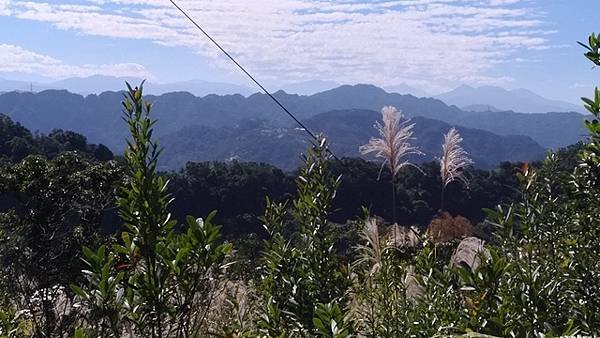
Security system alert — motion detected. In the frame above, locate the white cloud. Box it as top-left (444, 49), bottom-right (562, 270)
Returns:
top-left (0, 0), bottom-right (10, 15)
top-left (0, 43), bottom-right (154, 79)
top-left (488, 0), bottom-right (523, 6)
top-left (4, 0), bottom-right (551, 89)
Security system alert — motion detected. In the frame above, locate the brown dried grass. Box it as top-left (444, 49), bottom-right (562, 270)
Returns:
top-left (426, 212), bottom-right (474, 244)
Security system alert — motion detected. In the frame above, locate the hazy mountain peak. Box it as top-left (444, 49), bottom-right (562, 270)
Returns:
top-left (0, 75), bottom-right (256, 97)
top-left (66, 75), bottom-right (140, 82)
top-left (323, 83), bottom-right (387, 95)
top-left (384, 83), bottom-right (429, 97)
top-left (456, 84), bottom-right (475, 91)
top-left (436, 84), bottom-right (582, 114)
top-left (281, 80), bottom-right (339, 95)
top-left (273, 89), bottom-right (289, 95)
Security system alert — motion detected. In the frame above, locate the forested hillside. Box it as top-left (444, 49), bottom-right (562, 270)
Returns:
top-left (0, 113), bottom-right (525, 236)
top-left (0, 85), bottom-right (585, 157)
top-left (159, 109), bottom-right (545, 170)
top-left (0, 113), bottom-right (113, 162)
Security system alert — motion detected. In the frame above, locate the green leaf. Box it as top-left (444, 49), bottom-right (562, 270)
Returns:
top-left (74, 327), bottom-right (87, 338)
top-left (70, 284), bottom-right (87, 298)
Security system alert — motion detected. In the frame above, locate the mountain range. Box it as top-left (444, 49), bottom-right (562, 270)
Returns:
top-left (0, 84), bottom-right (587, 170)
top-left (0, 76), bottom-right (256, 97)
top-left (436, 85), bottom-right (583, 114)
top-left (1, 76), bottom-right (582, 115)
top-left (280, 80), bottom-right (341, 95)
top-left (385, 83), bottom-right (429, 97)
top-left (158, 110), bottom-right (544, 170)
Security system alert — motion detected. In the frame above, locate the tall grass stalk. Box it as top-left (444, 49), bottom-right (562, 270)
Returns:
top-left (439, 128), bottom-right (473, 210)
top-left (359, 106), bottom-right (421, 227)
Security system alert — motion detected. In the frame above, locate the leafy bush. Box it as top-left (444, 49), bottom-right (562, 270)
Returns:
top-left (0, 152), bottom-right (122, 337)
top-left (72, 83), bottom-right (232, 337)
top-left (256, 136), bottom-right (351, 336)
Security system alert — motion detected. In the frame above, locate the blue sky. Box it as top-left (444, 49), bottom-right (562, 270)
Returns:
top-left (0, 0), bottom-right (598, 103)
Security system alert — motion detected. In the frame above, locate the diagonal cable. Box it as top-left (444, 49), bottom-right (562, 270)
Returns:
top-left (167, 0), bottom-right (339, 160)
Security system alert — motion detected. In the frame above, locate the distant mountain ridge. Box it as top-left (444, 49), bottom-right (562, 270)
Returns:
top-left (307, 110), bottom-right (545, 168)
top-left (1, 75), bottom-right (583, 114)
top-left (0, 78), bottom-right (38, 92)
top-left (281, 80), bottom-right (340, 95)
top-left (436, 85), bottom-right (583, 114)
top-left (0, 76), bottom-right (257, 97)
top-left (0, 85), bottom-right (586, 159)
top-left (0, 76), bottom-right (427, 98)
top-left (384, 83), bottom-right (429, 97)
top-left (462, 104), bottom-right (502, 113)
top-left (159, 110), bottom-right (545, 170)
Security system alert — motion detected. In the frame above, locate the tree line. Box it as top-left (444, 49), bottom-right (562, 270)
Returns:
top-left (0, 34), bottom-right (599, 337)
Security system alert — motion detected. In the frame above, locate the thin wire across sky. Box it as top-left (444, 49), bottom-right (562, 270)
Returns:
top-left (167, 0), bottom-right (338, 159)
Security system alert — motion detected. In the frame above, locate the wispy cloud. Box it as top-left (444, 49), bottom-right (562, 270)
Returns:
top-left (0, 43), bottom-right (153, 79)
top-left (0, 0), bottom-right (9, 15)
top-left (2, 0), bottom-right (551, 89)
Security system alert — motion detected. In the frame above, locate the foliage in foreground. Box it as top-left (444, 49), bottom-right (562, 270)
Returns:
top-left (256, 136), bottom-right (350, 336)
top-left (0, 153), bottom-right (122, 337)
top-left (72, 83), bottom-right (232, 337)
top-left (3, 33), bottom-right (600, 337)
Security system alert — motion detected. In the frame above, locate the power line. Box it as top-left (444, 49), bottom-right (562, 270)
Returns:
top-left (167, 0), bottom-right (339, 160)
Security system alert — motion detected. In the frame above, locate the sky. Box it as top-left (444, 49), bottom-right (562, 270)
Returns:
top-left (0, 0), bottom-right (598, 103)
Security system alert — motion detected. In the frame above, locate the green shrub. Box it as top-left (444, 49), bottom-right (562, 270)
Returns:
top-left (257, 136), bottom-right (350, 336)
top-left (72, 83), bottom-right (232, 337)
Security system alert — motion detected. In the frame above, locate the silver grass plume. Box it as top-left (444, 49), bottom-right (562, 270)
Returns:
top-left (354, 218), bottom-right (383, 275)
top-left (359, 106), bottom-right (422, 177)
top-left (349, 218), bottom-right (385, 323)
top-left (440, 128), bottom-right (473, 188)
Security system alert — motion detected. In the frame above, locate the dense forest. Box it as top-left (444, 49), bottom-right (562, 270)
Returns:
top-left (0, 112), bottom-right (529, 236)
top-left (1, 35), bottom-right (600, 338)
top-left (156, 109), bottom-right (545, 170)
